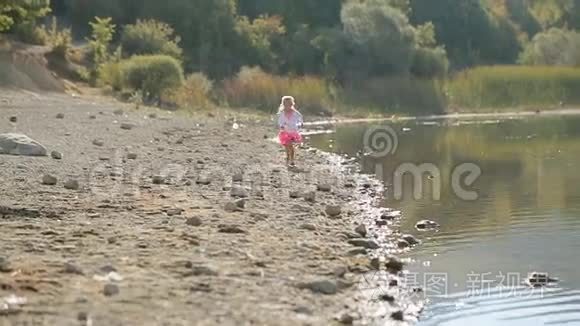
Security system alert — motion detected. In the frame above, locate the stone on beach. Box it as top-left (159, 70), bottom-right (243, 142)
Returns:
top-left (64, 179), bottom-right (79, 190)
top-left (0, 133), bottom-right (48, 156)
top-left (325, 205), bottom-right (342, 217)
top-left (297, 279), bottom-right (338, 295)
top-left (51, 151), bottom-right (63, 160)
top-left (347, 239), bottom-right (379, 249)
top-left (415, 219), bottom-right (440, 230)
top-left (42, 174), bottom-right (58, 185)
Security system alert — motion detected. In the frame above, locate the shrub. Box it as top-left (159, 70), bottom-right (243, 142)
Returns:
top-left (88, 17), bottom-right (116, 67)
top-left (447, 66), bottom-right (580, 109)
top-left (121, 19), bottom-right (182, 60)
top-left (163, 73), bottom-right (214, 110)
top-left (107, 55), bottom-right (184, 101)
top-left (222, 66), bottom-right (331, 115)
top-left (38, 17), bottom-right (72, 58)
top-left (518, 28), bottom-right (580, 66)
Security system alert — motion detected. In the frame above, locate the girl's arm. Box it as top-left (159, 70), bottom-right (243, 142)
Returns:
top-left (296, 110), bottom-right (304, 128)
top-left (277, 113), bottom-right (285, 129)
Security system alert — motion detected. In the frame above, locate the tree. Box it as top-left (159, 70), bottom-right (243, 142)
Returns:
top-left (410, 0), bottom-right (520, 68)
top-left (315, 0), bottom-right (448, 83)
top-left (121, 19), bottom-right (183, 60)
top-left (519, 28), bottom-right (580, 66)
top-left (0, 0), bottom-right (50, 32)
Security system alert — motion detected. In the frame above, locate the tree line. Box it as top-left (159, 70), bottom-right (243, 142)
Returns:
top-left (3, 0), bottom-right (580, 84)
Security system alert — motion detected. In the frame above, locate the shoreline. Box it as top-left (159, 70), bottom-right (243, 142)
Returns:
top-left (305, 107), bottom-right (580, 127)
top-left (0, 90), bottom-right (421, 325)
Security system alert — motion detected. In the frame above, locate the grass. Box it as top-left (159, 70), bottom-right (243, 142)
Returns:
top-left (447, 66), bottom-right (580, 111)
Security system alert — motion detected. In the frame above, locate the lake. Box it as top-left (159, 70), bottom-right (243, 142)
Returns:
top-left (309, 115), bottom-right (580, 326)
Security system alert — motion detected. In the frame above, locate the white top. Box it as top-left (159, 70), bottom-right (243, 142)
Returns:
top-left (277, 110), bottom-right (303, 132)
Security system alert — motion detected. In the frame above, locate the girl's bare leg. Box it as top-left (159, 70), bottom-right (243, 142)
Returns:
top-left (285, 145), bottom-right (291, 164)
top-left (289, 144), bottom-right (295, 165)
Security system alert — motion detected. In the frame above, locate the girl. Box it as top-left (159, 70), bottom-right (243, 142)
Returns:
top-left (277, 96), bottom-right (303, 166)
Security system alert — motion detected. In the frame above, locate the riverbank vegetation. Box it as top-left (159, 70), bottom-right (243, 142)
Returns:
top-left (2, 0), bottom-right (580, 115)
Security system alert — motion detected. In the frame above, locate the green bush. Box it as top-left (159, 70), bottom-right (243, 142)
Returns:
top-left (121, 19), bottom-right (182, 60)
top-left (103, 55), bottom-right (184, 100)
top-left (447, 66), bottom-right (580, 109)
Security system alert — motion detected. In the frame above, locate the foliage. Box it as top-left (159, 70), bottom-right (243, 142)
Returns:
top-left (410, 0), bottom-right (521, 68)
top-left (164, 73), bottom-right (215, 110)
top-left (222, 66), bottom-right (330, 115)
top-left (519, 28), bottom-right (580, 66)
top-left (121, 19), bottom-right (183, 60)
top-left (38, 17), bottom-right (72, 58)
top-left (115, 55), bottom-right (184, 101)
top-left (447, 66), bottom-right (580, 109)
top-left (235, 15), bottom-right (285, 70)
top-left (88, 17), bottom-right (116, 66)
top-left (0, 0), bottom-right (50, 32)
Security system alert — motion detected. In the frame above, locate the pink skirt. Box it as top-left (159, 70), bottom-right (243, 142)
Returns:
top-left (278, 130), bottom-right (302, 146)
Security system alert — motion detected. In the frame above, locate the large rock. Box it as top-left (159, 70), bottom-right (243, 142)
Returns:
top-left (0, 133), bottom-right (47, 156)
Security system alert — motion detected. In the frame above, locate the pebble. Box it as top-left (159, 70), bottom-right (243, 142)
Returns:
top-left (190, 264), bottom-right (219, 276)
top-left (397, 239), bottom-right (410, 249)
top-left (415, 219), bottom-right (440, 230)
top-left (9, 116), bottom-right (17, 123)
top-left (152, 175), bottom-right (165, 184)
top-left (381, 210), bottom-right (402, 220)
top-left (354, 224), bottom-right (367, 237)
top-left (120, 123), bottom-right (135, 130)
top-left (347, 248), bottom-right (367, 256)
top-left (89, 115), bottom-right (96, 119)
top-left (42, 174), bottom-right (57, 185)
top-left (196, 176), bottom-right (211, 185)
top-left (325, 205), bottom-right (342, 218)
top-left (186, 216), bottom-right (203, 226)
top-left (92, 139), bottom-right (104, 147)
top-left (385, 257), bottom-right (404, 274)
top-left (299, 223), bottom-right (317, 231)
top-left (317, 183), bottom-right (332, 192)
top-left (402, 234), bottom-right (420, 245)
top-left (166, 208), bottom-right (183, 216)
top-left (347, 239), bottom-right (379, 249)
top-left (224, 202), bottom-right (243, 212)
top-left (294, 306), bottom-right (313, 315)
top-left (103, 283), bottom-right (120, 296)
top-left (218, 225), bottom-right (246, 234)
top-left (56, 113), bottom-right (65, 119)
top-left (63, 262), bottom-right (84, 275)
top-left (234, 198), bottom-right (246, 209)
top-left (0, 257), bottom-right (12, 273)
top-left (289, 191), bottom-right (301, 199)
top-left (232, 173), bottom-right (243, 182)
top-left (391, 311), bottom-right (404, 321)
top-left (113, 109), bottom-right (124, 116)
top-left (127, 153), bottom-right (137, 160)
top-left (297, 279), bottom-right (338, 295)
top-left (51, 151), bottom-right (63, 160)
top-left (303, 191), bottom-right (316, 203)
top-left (64, 179), bottom-right (80, 190)
top-left (230, 186), bottom-right (249, 198)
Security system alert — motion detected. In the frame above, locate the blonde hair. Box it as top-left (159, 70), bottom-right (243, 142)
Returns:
top-left (279, 95), bottom-right (295, 112)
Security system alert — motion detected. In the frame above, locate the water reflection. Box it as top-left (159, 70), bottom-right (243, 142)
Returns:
top-left (309, 116), bottom-right (580, 325)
